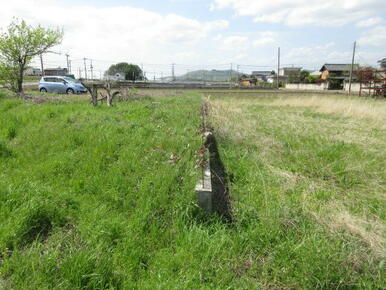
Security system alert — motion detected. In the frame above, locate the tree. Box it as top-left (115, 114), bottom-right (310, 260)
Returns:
top-left (299, 70), bottom-right (310, 82)
top-left (356, 66), bottom-right (376, 82)
top-left (106, 62), bottom-right (144, 81)
top-left (0, 19), bottom-right (63, 95)
top-left (287, 70), bottom-right (310, 83)
top-left (305, 75), bottom-right (319, 83)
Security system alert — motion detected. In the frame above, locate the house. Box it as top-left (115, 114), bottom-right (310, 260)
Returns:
top-left (238, 75), bottom-right (257, 86)
top-left (319, 64), bottom-right (359, 89)
top-left (310, 70), bottom-right (321, 77)
top-left (44, 67), bottom-right (68, 76)
top-left (378, 58), bottom-right (386, 70)
top-left (24, 67), bottom-right (42, 76)
top-left (320, 64), bottom-right (355, 80)
top-left (251, 71), bottom-right (272, 81)
top-left (266, 75), bottom-right (277, 84)
top-left (105, 72), bottom-right (125, 81)
top-left (239, 79), bottom-right (253, 86)
top-left (278, 67), bottom-right (302, 77)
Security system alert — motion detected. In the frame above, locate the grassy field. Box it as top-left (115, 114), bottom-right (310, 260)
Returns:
top-left (0, 89), bottom-right (385, 288)
top-left (208, 92), bottom-right (385, 288)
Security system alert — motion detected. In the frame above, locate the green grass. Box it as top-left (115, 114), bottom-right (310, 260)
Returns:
top-left (0, 92), bottom-right (206, 288)
top-left (0, 91), bottom-right (385, 289)
top-left (23, 76), bottom-right (41, 82)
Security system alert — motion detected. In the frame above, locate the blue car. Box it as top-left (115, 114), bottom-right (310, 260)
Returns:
top-left (39, 76), bottom-right (87, 94)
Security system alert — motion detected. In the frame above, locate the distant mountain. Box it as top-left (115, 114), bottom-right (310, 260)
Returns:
top-left (176, 69), bottom-right (241, 82)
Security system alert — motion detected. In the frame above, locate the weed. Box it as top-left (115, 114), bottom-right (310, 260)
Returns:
top-left (6, 127), bottom-right (16, 140)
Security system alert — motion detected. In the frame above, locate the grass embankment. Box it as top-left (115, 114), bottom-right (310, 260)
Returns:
top-left (209, 93), bottom-right (385, 288)
top-left (0, 90), bottom-right (384, 288)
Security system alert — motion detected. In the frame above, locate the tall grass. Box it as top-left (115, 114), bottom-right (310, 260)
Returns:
top-left (0, 94), bottom-right (206, 288)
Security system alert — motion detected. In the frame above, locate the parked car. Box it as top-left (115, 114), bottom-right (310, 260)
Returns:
top-left (39, 76), bottom-right (87, 94)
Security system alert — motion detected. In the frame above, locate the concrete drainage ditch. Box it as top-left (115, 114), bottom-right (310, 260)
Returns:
top-left (195, 99), bottom-right (232, 221)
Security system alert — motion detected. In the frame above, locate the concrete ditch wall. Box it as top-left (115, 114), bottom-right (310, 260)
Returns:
top-left (195, 100), bottom-right (232, 221)
top-left (195, 147), bottom-right (212, 213)
top-left (343, 82), bottom-right (361, 92)
top-left (285, 83), bottom-right (328, 90)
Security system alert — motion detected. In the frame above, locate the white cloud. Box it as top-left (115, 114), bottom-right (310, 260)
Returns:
top-left (234, 53), bottom-right (247, 61)
top-left (211, 0), bottom-right (386, 26)
top-left (283, 42), bottom-right (355, 68)
top-left (220, 35), bottom-right (248, 50)
top-left (358, 25), bottom-right (386, 46)
top-left (280, 42), bottom-right (382, 70)
top-left (356, 17), bottom-right (383, 27)
top-left (253, 31), bottom-right (276, 47)
top-left (0, 0), bottom-right (228, 74)
top-left (218, 31), bottom-right (276, 52)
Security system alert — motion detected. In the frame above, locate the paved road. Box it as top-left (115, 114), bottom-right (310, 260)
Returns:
top-left (0, 82), bottom-right (39, 88)
top-left (24, 82), bottom-right (39, 86)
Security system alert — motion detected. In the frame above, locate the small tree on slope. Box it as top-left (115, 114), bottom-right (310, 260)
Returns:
top-left (0, 19), bottom-right (63, 95)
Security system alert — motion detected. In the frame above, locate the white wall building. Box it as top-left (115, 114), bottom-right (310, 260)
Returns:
top-left (105, 72), bottom-right (125, 81)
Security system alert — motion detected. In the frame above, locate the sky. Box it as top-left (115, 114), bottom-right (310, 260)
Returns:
top-left (0, 0), bottom-right (385, 79)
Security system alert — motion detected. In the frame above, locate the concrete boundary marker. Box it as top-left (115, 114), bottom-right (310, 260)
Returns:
top-left (195, 145), bottom-right (213, 213)
top-left (195, 98), bottom-right (232, 220)
top-left (195, 98), bottom-right (214, 214)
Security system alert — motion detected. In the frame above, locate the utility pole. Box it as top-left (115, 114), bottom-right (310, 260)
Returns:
top-left (277, 47), bottom-right (281, 89)
top-left (230, 63), bottom-right (233, 82)
top-left (68, 60), bottom-right (72, 75)
top-left (349, 41), bottom-right (356, 94)
top-left (90, 59), bottom-right (94, 80)
top-left (40, 54), bottom-right (44, 76)
top-left (83, 58), bottom-right (88, 80)
top-left (172, 63), bottom-right (175, 81)
top-left (78, 68), bottom-right (81, 79)
top-left (65, 53), bottom-right (70, 74)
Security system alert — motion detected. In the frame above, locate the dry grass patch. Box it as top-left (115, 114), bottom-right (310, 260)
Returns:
top-left (313, 204), bottom-right (386, 258)
top-left (269, 95), bottom-right (386, 125)
top-left (209, 93), bottom-right (385, 282)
